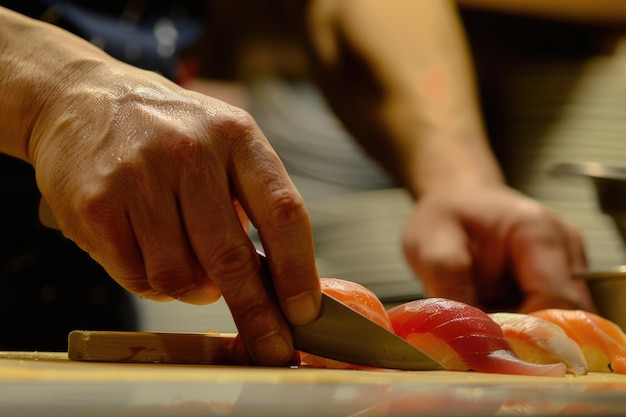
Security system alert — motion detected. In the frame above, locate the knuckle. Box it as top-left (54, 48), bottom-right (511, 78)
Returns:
top-left (205, 244), bottom-right (256, 288)
top-left (263, 189), bottom-right (308, 229)
top-left (232, 298), bottom-right (274, 326)
top-left (76, 189), bottom-right (124, 232)
top-left (213, 109), bottom-right (269, 159)
top-left (161, 132), bottom-right (206, 167)
top-left (422, 248), bottom-right (471, 274)
top-left (517, 200), bottom-right (550, 223)
top-left (202, 244), bottom-right (270, 311)
top-left (137, 112), bottom-right (258, 172)
top-left (511, 203), bottom-right (562, 243)
top-left (120, 278), bottom-right (153, 295)
top-left (147, 270), bottom-right (194, 299)
top-left (213, 107), bottom-right (258, 139)
top-left (406, 234), bottom-right (471, 275)
top-left (116, 274), bottom-right (171, 301)
top-left (104, 149), bottom-right (151, 184)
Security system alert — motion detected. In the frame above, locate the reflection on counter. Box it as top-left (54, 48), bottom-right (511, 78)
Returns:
top-left (2, 364), bottom-right (626, 417)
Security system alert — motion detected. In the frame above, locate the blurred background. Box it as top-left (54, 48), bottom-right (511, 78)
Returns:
top-left (2, 0), bottom-right (626, 349)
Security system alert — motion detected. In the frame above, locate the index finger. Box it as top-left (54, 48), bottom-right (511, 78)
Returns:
top-left (180, 159), bottom-right (295, 366)
top-left (403, 201), bottom-right (476, 304)
top-left (181, 110), bottom-right (319, 365)
top-left (230, 129), bottom-right (322, 327)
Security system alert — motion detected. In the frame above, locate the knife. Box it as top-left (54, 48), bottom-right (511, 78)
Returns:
top-left (68, 258), bottom-right (443, 370)
top-left (68, 255), bottom-right (442, 370)
top-left (68, 290), bottom-right (443, 371)
top-left (257, 251), bottom-right (442, 371)
top-left (40, 200), bottom-right (441, 370)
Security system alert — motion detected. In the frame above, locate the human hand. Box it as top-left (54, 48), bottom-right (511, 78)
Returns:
top-left (28, 61), bottom-right (321, 365)
top-left (402, 184), bottom-right (595, 313)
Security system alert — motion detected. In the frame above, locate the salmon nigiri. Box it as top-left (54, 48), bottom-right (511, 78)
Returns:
top-left (318, 278), bottom-right (393, 331)
top-left (530, 309), bottom-right (626, 374)
top-left (388, 298), bottom-right (566, 377)
top-left (489, 312), bottom-right (588, 375)
top-left (299, 278), bottom-right (393, 369)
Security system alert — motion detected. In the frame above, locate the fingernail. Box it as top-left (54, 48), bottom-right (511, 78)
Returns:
top-left (285, 291), bottom-right (319, 325)
top-left (253, 332), bottom-right (292, 365)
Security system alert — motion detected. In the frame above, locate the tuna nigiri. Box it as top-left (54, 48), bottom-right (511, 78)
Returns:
top-left (530, 309), bottom-right (626, 374)
top-left (299, 277), bottom-right (393, 369)
top-left (489, 312), bottom-right (588, 375)
top-left (388, 298), bottom-right (566, 376)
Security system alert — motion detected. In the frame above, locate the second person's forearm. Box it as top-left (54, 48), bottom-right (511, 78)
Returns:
top-left (302, 0), bottom-right (504, 197)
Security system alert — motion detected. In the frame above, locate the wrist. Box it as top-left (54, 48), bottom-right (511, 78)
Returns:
top-left (0, 8), bottom-right (110, 163)
top-left (405, 129), bottom-right (505, 198)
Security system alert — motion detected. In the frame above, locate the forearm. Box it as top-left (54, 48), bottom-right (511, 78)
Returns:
top-left (302, 0), bottom-right (503, 197)
top-left (0, 6), bottom-right (109, 162)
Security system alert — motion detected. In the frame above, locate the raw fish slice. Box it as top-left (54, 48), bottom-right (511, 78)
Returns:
top-left (531, 309), bottom-right (626, 374)
top-left (388, 298), bottom-right (566, 376)
top-left (318, 278), bottom-right (393, 331)
top-left (490, 312), bottom-right (588, 375)
top-left (299, 278), bottom-right (392, 369)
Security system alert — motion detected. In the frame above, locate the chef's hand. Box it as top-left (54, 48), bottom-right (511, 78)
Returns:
top-left (28, 61), bottom-right (321, 366)
top-left (402, 184), bottom-right (596, 313)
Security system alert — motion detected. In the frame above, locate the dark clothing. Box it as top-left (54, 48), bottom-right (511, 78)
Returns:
top-left (2, 0), bottom-right (205, 80)
top-left (0, 0), bottom-right (205, 350)
top-left (0, 154), bottom-right (138, 351)
top-left (0, 2), bottom-right (208, 351)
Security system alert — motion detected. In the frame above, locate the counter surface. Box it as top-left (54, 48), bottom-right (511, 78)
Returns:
top-left (1, 352), bottom-right (625, 416)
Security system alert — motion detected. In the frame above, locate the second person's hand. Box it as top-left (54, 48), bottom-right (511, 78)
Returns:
top-left (402, 183), bottom-right (596, 313)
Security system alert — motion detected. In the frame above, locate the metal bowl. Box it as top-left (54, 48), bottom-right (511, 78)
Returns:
top-left (576, 267), bottom-right (626, 331)
top-left (551, 162), bottom-right (626, 242)
top-left (552, 162), bottom-right (626, 331)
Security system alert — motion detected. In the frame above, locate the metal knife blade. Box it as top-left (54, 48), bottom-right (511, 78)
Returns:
top-left (258, 252), bottom-right (442, 371)
top-left (294, 293), bottom-right (443, 370)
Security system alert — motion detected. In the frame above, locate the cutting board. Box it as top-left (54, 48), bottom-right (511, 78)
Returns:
top-left (1, 351), bottom-right (625, 416)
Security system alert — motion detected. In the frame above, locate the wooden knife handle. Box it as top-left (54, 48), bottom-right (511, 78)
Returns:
top-left (68, 330), bottom-right (238, 365)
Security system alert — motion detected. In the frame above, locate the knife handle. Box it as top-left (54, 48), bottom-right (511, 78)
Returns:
top-left (68, 330), bottom-right (238, 365)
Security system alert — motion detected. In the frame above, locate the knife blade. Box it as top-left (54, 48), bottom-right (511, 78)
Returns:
top-left (293, 293), bottom-right (442, 370)
top-left (257, 252), bottom-right (442, 371)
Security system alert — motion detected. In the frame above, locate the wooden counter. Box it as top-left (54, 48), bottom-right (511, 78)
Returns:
top-left (1, 352), bottom-right (625, 416)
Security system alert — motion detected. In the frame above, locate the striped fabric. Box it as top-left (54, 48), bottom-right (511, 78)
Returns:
top-left (495, 53), bottom-right (626, 269)
top-left (249, 47), bottom-right (626, 302)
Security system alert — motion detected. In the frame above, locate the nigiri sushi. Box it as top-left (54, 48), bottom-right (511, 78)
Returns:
top-left (388, 298), bottom-right (566, 376)
top-left (299, 277), bottom-right (392, 369)
top-left (489, 312), bottom-right (588, 375)
top-left (318, 278), bottom-right (393, 331)
top-left (530, 309), bottom-right (626, 374)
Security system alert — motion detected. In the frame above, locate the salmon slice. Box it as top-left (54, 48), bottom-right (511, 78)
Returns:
top-left (490, 312), bottom-right (588, 375)
top-left (530, 309), bottom-right (626, 374)
top-left (299, 277), bottom-right (392, 369)
top-left (318, 277), bottom-right (393, 331)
